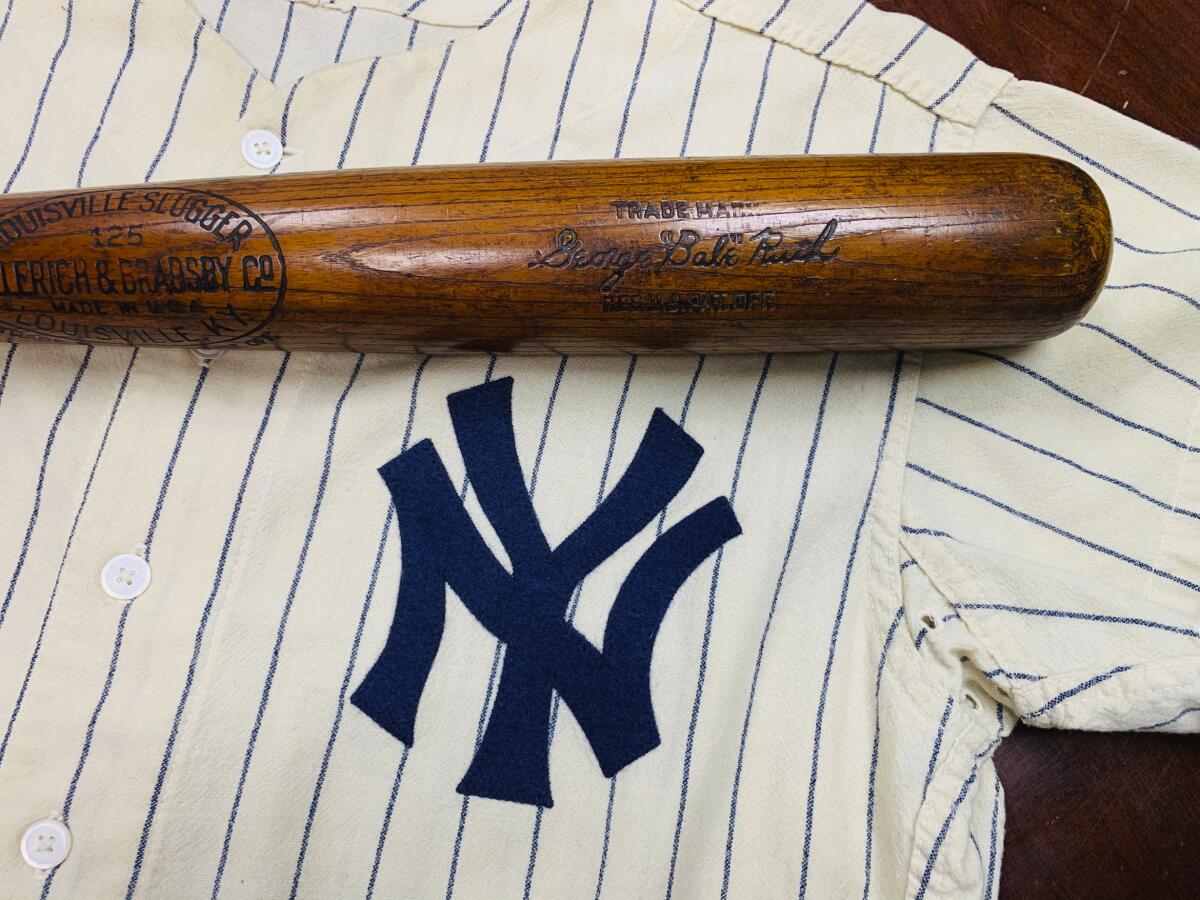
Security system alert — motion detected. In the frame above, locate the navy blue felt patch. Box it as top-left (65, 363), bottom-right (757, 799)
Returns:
top-left (351, 377), bottom-right (740, 807)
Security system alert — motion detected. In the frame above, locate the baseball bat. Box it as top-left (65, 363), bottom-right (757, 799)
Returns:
top-left (0, 154), bottom-right (1111, 354)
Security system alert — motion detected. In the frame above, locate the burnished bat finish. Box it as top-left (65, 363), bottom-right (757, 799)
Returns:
top-left (0, 154), bottom-right (1111, 354)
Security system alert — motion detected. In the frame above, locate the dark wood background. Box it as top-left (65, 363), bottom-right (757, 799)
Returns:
top-left (872, 2), bottom-right (1199, 898)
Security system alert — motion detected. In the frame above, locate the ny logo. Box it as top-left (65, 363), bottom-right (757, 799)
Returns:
top-left (351, 378), bottom-right (739, 807)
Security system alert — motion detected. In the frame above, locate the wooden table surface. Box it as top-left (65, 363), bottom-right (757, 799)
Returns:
top-left (872, 3), bottom-right (1199, 898)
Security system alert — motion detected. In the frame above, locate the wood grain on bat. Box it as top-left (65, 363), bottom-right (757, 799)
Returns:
top-left (0, 154), bottom-right (1111, 353)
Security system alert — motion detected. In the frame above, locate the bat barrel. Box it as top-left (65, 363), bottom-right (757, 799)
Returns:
top-left (0, 154), bottom-right (1112, 353)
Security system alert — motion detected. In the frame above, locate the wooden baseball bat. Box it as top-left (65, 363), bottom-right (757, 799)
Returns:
top-left (0, 154), bottom-right (1110, 354)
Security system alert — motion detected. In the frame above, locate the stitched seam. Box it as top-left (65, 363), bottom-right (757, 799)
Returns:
top-left (899, 533), bottom-right (1023, 694)
top-left (907, 533), bottom-right (1200, 720)
top-left (903, 711), bottom-right (994, 898)
top-left (865, 352), bottom-right (947, 709)
top-left (1011, 656), bottom-right (1200, 721)
top-left (695, 0), bottom-right (1012, 129)
top-left (5, 5), bottom-right (149, 184)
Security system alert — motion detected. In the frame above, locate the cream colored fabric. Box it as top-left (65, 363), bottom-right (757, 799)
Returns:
top-left (0, 1), bottom-right (1196, 899)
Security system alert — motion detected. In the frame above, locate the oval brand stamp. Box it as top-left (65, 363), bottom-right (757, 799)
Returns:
top-left (0, 187), bottom-right (286, 347)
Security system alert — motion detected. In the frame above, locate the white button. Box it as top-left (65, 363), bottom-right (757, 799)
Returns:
top-left (100, 553), bottom-right (151, 601)
top-left (20, 819), bottom-right (71, 870)
top-left (241, 129), bottom-right (283, 169)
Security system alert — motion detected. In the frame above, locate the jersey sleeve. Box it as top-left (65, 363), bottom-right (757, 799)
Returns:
top-left (900, 77), bottom-right (1200, 734)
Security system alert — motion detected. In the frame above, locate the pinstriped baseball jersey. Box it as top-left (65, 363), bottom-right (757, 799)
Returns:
top-left (0, 0), bottom-right (1195, 898)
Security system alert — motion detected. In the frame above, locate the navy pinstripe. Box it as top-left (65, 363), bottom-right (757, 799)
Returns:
top-left (680, 18), bottom-right (717, 157)
top-left (1114, 236), bottom-right (1200, 255)
top-left (982, 668), bottom-right (1044, 682)
top-left (42, 613), bottom-right (136, 899)
top-left (364, 745), bottom-right (409, 900)
top-left (77, 0), bottom-right (140, 187)
top-left (270, 0), bottom-right (295, 83)
top-left (43, 367), bottom-right (209, 900)
top-left (1136, 707), bottom-right (1200, 731)
top-left (745, 40), bottom-right (776, 154)
top-left (915, 764), bottom-right (978, 900)
top-left (145, 16), bottom-right (205, 182)
top-left (481, 0), bottom-right (516, 28)
top-left (985, 773), bottom-right (1000, 898)
top-left (1023, 665), bottom-right (1131, 719)
top-left (0, 343), bottom-right (15, 406)
top-left (145, 370), bottom-right (211, 559)
top-left (720, 353), bottom-right (838, 900)
top-left (479, 1), bottom-right (531, 163)
top-left (412, 43), bottom-right (454, 165)
top-left (902, 525), bottom-right (955, 539)
top-left (908, 463), bottom-right (1200, 594)
top-left (529, 357), bottom-right (570, 496)
top-left (799, 354), bottom-right (905, 899)
top-left (912, 612), bottom-right (962, 651)
top-left (0, 348), bottom-right (92, 636)
top-left (447, 646), bottom-right (506, 898)
top-left (210, 356), bottom-right (365, 900)
top-left (1105, 281), bottom-right (1200, 314)
top-left (920, 695), bottom-right (954, 801)
top-left (5, 0), bottom-right (73, 193)
top-left (977, 738), bottom-right (1001, 762)
top-left (862, 606), bottom-right (906, 900)
top-left (759, 0), bottom-right (790, 34)
top-left (547, 0), bottom-right (594, 159)
top-left (665, 355), bottom-right (772, 900)
top-left (238, 69), bottom-right (257, 120)
top-left (964, 350), bottom-right (1200, 453)
top-left (869, 84), bottom-right (887, 152)
top-left (927, 116), bottom-right (939, 152)
top-left (124, 355), bottom-right (291, 900)
top-left (0, 0), bottom-right (13, 44)
top-left (338, 56), bottom-right (380, 169)
top-left (407, 19), bottom-right (418, 51)
top-left (289, 356), bottom-right (433, 900)
top-left (818, 0), bottom-right (867, 57)
top-left (335, 5), bottom-right (358, 62)
top-left (614, 0), bottom-right (659, 158)
top-left (522, 356), bottom-right (638, 897)
top-left (270, 76), bottom-right (304, 175)
top-left (0, 351), bottom-right (137, 773)
top-left (215, 0), bottom-right (233, 32)
top-left (915, 396), bottom-right (1200, 519)
top-left (928, 58), bottom-right (977, 109)
top-left (969, 831), bottom-right (983, 871)
top-left (875, 24), bottom-right (927, 78)
top-left (804, 63), bottom-right (832, 154)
